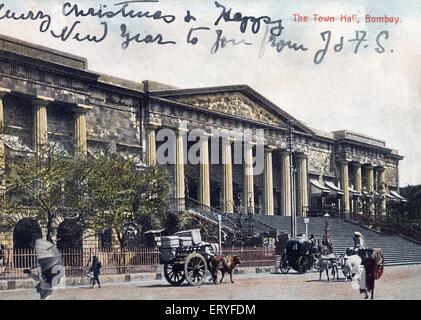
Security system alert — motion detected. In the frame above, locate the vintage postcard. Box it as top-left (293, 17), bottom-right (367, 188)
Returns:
top-left (0, 0), bottom-right (420, 307)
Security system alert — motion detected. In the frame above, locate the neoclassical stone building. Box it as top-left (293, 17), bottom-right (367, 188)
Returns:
top-left (0, 35), bottom-right (405, 249)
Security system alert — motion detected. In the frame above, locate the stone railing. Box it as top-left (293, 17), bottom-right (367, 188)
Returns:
top-left (184, 197), bottom-right (277, 238)
top-left (345, 212), bottom-right (421, 242)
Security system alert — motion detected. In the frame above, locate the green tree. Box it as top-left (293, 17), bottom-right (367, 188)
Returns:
top-left (81, 155), bottom-right (169, 248)
top-left (0, 147), bottom-right (80, 242)
top-left (388, 185), bottom-right (421, 229)
top-left (0, 148), bottom-right (170, 247)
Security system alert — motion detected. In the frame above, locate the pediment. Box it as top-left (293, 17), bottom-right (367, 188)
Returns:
top-left (173, 92), bottom-right (285, 127)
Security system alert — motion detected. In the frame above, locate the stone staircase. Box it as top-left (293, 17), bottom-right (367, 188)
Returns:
top-left (254, 215), bottom-right (421, 266)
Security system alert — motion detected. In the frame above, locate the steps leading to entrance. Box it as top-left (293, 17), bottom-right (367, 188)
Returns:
top-left (254, 215), bottom-right (421, 266)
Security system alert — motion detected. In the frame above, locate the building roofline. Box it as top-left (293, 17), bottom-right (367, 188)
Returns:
top-left (0, 34), bottom-right (88, 70)
top-left (150, 84), bottom-right (315, 135)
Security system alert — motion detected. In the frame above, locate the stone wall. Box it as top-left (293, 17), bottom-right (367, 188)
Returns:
top-left (385, 163), bottom-right (398, 188)
top-left (87, 89), bottom-right (142, 156)
top-left (307, 144), bottom-right (334, 176)
top-left (47, 104), bottom-right (75, 154)
top-left (0, 231), bottom-right (13, 249)
top-left (3, 95), bottom-right (33, 150)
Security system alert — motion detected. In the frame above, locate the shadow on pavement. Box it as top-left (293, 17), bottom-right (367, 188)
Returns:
top-left (305, 279), bottom-right (349, 283)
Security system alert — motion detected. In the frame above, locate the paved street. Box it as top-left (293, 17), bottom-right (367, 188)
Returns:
top-left (0, 265), bottom-right (420, 300)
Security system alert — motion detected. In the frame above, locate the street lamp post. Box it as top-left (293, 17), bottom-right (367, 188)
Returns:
top-left (287, 119), bottom-right (296, 238)
top-left (324, 213), bottom-right (330, 230)
top-left (218, 214), bottom-right (222, 255)
top-left (322, 213), bottom-right (332, 253)
top-left (304, 218), bottom-right (310, 237)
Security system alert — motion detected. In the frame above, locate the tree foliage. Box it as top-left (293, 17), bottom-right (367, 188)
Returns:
top-left (82, 154), bottom-right (169, 248)
top-left (0, 147), bottom-right (170, 247)
top-left (387, 185), bottom-right (421, 229)
top-left (0, 148), bottom-right (77, 241)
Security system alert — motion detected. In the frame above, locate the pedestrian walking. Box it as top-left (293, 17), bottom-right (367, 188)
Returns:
top-left (0, 244), bottom-right (6, 275)
top-left (89, 256), bottom-right (102, 289)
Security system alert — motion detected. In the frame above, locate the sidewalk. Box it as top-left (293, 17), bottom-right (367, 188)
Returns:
top-left (0, 265), bottom-right (278, 291)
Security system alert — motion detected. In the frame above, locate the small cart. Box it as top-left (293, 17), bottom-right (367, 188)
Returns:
top-left (158, 229), bottom-right (218, 286)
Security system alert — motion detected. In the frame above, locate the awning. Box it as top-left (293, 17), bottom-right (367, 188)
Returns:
top-left (349, 186), bottom-right (362, 197)
top-left (362, 190), bottom-right (373, 197)
top-left (373, 191), bottom-right (382, 198)
top-left (310, 179), bottom-right (330, 195)
top-left (386, 193), bottom-right (398, 200)
top-left (390, 190), bottom-right (407, 202)
top-left (3, 135), bottom-right (32, 152)
top-left (324, 181), bottom-right (344, 195)
top-left (144, 229), bottom-right (165, 234)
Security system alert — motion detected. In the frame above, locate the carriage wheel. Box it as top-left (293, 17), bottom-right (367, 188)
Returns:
top-left (164, 261), bottom-right (185, 286)
top-left (279, 254), bottom-right (290, 274)
top-left (297, 256), bottom-right (310, 274)
top-left (184, 253), bottom-right (208, 286)
top-left (374, 251), bottom-right (384, 280)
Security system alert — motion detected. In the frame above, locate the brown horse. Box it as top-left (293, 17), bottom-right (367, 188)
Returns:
top-left (210, 255), bottom-right (241, 284)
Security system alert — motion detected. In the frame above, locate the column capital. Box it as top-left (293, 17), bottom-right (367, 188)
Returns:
top-left (199, 132), bottom-right (213, 139)
top-left (264, 145), bottom-right (276, 153)
top-left (146, 119), bottom-right (162, 128)
top-left (337, 159), bottom-right (349, 166)
top-left (32, 95), bottom-right (54, 107)
top-left (376, 166), bottom-right (386, 172)
top-left (0, 88), bottom-right (11, 97)
top-left (295, 152), bottom-right (308, 160)
top-left (280, 149), bottom-right (290, 155)
top-left (363, 164), bottom-right (374, 170)
top-left (177, 126), bottom-right (189, 133)
top-left (244, 140), bottom-right (256, 148)
top-left (145, 123), bottom-right (160, 130)
top-left (76, 104), bottom-right (93, 112)
top-left (351, 162), bottom-right (362, 168)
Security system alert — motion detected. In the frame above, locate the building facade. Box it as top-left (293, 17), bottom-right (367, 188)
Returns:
top-left (0, 35), bottom-right (404, 249)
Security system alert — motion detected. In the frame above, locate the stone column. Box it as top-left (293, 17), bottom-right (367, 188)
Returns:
top-left (74, 106), bottom-right (91, 156)
top-left (296, 154), bottom-right (309, 217)
top-left (338, 160), bottom-right (350, 213)
top-left (0, 89), bottom-right (8, 132)
top-left (366, 165), bottom-right (375, 192)
top-left (377, 166), bottom-right (387, 214)
top-left (0, 89), bottom-right (10, 194)
top-left (281, 151), bottom-right (292, 216)
top-left (243, 142), bottom-right (254, 213)
top-left (175, 128), bottom-right (187, 211)
top-left (145, 124), bottom-right (158, 166)
top-left (198, 134), bottom-right (210, 207)
top-left (222, 138), bottom-right (234, 213)
top-left (352, 162), bottom-right (362, 214)
top-left (365, 165), bottom-right (375, 215)
top-left (263, 147), bottom-right (274, 215)
top-left (377, 167), bottom-right (386, 187)
top-left (33, 96), bottom-right (52, 155)
top-left (353, 163), bottom-right (362, 193)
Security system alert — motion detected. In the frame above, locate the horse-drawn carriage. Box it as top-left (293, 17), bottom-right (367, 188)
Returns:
top-left (279, 237), bottom-right (321, 274)
top-left (157, 229), bottom-right (219, 286)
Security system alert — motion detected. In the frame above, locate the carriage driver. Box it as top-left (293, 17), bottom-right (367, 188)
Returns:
top-left (309, 234), bottom-right (318, 253)
top-left (353, 232), bottom-right (365, 252)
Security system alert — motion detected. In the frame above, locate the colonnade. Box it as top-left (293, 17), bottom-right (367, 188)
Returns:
top-left (145, 125), bottom-right (309, 215)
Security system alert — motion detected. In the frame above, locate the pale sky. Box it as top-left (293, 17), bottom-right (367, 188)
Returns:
top-left (0, 0), bottom-right (420, 186)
